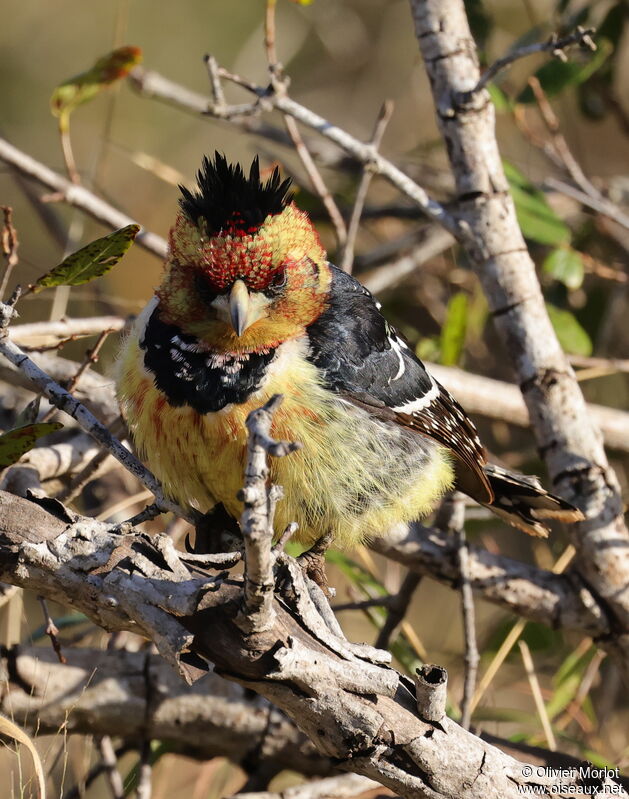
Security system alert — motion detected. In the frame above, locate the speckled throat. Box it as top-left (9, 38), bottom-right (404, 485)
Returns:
top-left (141, 304), bottom-right (277, 414)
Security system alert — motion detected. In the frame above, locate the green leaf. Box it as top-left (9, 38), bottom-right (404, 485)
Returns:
top-left (440, 292), bottom-right (468, 366)
top-left (517, 39), bottom-right (612, 104)
top-left (0, 422), bottom-right (63, 469)
top-left (504, 160), bottom-right (570, 246)
top-left (51, 46), bottom-right (142, 131)
top-left (546, 304), bottom-right (592, 356)
top-left (543, 247), bottom-right (585, 289)
top-left (546, 645), bottom-right (596, 720)
top-left (31, 224), bottom-right (140, 293)
top-left (487, 84), bottom-right (513, 113)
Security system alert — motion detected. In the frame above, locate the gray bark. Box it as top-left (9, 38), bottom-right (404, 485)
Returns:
top-left (409, 0), bottom-right (629, 657)
top-left (0, 490), bottom-right (625, 799)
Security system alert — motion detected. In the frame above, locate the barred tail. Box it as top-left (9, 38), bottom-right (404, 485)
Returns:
top-left (481, 464), bottom-right (584, 537)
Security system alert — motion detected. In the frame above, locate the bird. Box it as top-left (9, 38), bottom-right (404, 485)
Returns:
top-left (116, 152), bottom-right (582, 553)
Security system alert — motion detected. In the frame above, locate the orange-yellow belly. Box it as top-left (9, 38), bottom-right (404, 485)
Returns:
top-left (116, 331), bottom-right (453, 547)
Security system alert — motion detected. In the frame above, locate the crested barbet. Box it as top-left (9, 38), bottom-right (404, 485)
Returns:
top-left (117, 153), bottom-right (582, 548)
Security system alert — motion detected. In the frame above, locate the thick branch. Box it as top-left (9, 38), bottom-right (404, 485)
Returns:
top-left (371, 522), bottom-right (612, 645)
top-left (409, 0), bottom-right (629, 659)
top-left (1, 646), bottom-right (331, 779)
top-left (426, 363), bottom-right (629, 454)
top-left (2, 490), bottom-right (625, 798)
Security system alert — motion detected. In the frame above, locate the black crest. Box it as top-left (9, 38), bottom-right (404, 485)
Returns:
top-left (179, 152), bottom-right (293, 235)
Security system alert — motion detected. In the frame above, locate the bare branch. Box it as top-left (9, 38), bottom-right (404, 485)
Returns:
top-left (129, 64), bottom-right (463, 239)
top-left (97, 737), bottom-right (125, 799)
top-left (371, 522), bottom-right (615, 652)
top-left (462, 26), bottom-right (596, 98)
top-left (2, 490), bottom-right (624, 798)
top-left (426, 362), bottom-right (629, 453)
top-left (238, 395), bottom-right (301, 633)
top-left (8, 316), bottom-right (125, 347)
top-left (374, 570), bottom-right (421, 651)
top-left (0, 136), bottom-right (167, 258)
top-left (340, 100), bottom-right (394, 273)
top-left (436, 493), bottom-right (477, 730)
top-left (1, 646), bottom-right (331, 779)
top-left (360, 226), bottom-right (456, 293)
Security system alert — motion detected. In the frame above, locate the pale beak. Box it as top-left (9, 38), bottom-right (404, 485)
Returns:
top-left (229, 279), bottom-right (250, 336)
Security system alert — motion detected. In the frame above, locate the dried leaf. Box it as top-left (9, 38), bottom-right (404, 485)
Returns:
top-left (51, 46), bottom-right (142, 131)
top-left (0, 422), bottom-right (63, 469)
top-left (0, 714), bottom-right (46, 798)
top-left (31, 224), bottom-right (140, 293)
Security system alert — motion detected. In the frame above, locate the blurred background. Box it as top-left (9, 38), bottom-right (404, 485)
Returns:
top-left (1, 0), bottom-right (628, 796)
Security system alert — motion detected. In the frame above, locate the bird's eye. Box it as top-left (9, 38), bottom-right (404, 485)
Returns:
top-left (265, 268), bottom-right (287, 296)
top-left (195, 272), bottom-right (219, 304)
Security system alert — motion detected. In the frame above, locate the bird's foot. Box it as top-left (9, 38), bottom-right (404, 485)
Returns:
top-left (297, 531), bottom-right (334, 597)
top-left (187, 503), bottom-right (242, 555)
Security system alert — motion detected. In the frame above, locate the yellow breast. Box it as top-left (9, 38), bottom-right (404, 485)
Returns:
top-left (117, 320), bottom-right (453, 548)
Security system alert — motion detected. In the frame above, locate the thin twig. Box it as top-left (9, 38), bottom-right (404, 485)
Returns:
top-left (436, 493), bottom-right (478, 729)
top-left (545, 176), bottom-right (629, 233)
top-left (42, 328), bottom-right (113, 423)
top-left (64, 745), bottom-right (133, 799)
top-left (264, 0), bottom-right (279, 70)
top-left (463, 26), bottom-right (596, 97)
top-left (526, 77), bottom-right (629, 233)
top-left (374, 570), bottom-right (422, 650)
top-left (0, 136), bottom-right (167, 258)
top-left (340, 100), bottom-right (394, 273)
top-left (59, 126), bottom-right (81, 186)
top-left (0, 206), bottom-right (19, 301)
top-left (263, 0), bottom-right (347, 248)
top-left (203, 54), bottom-right (227, 108)
top-left (469, 546), bottom-right (576, 714)
top-left (212, 64), bottom-right (464, 241)
top-left (37, 595), bottom-right (66, 664)
top-left (333, 595), bottom-right (393, 612)
top-left (283, 116), bottom-right (348, 249)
